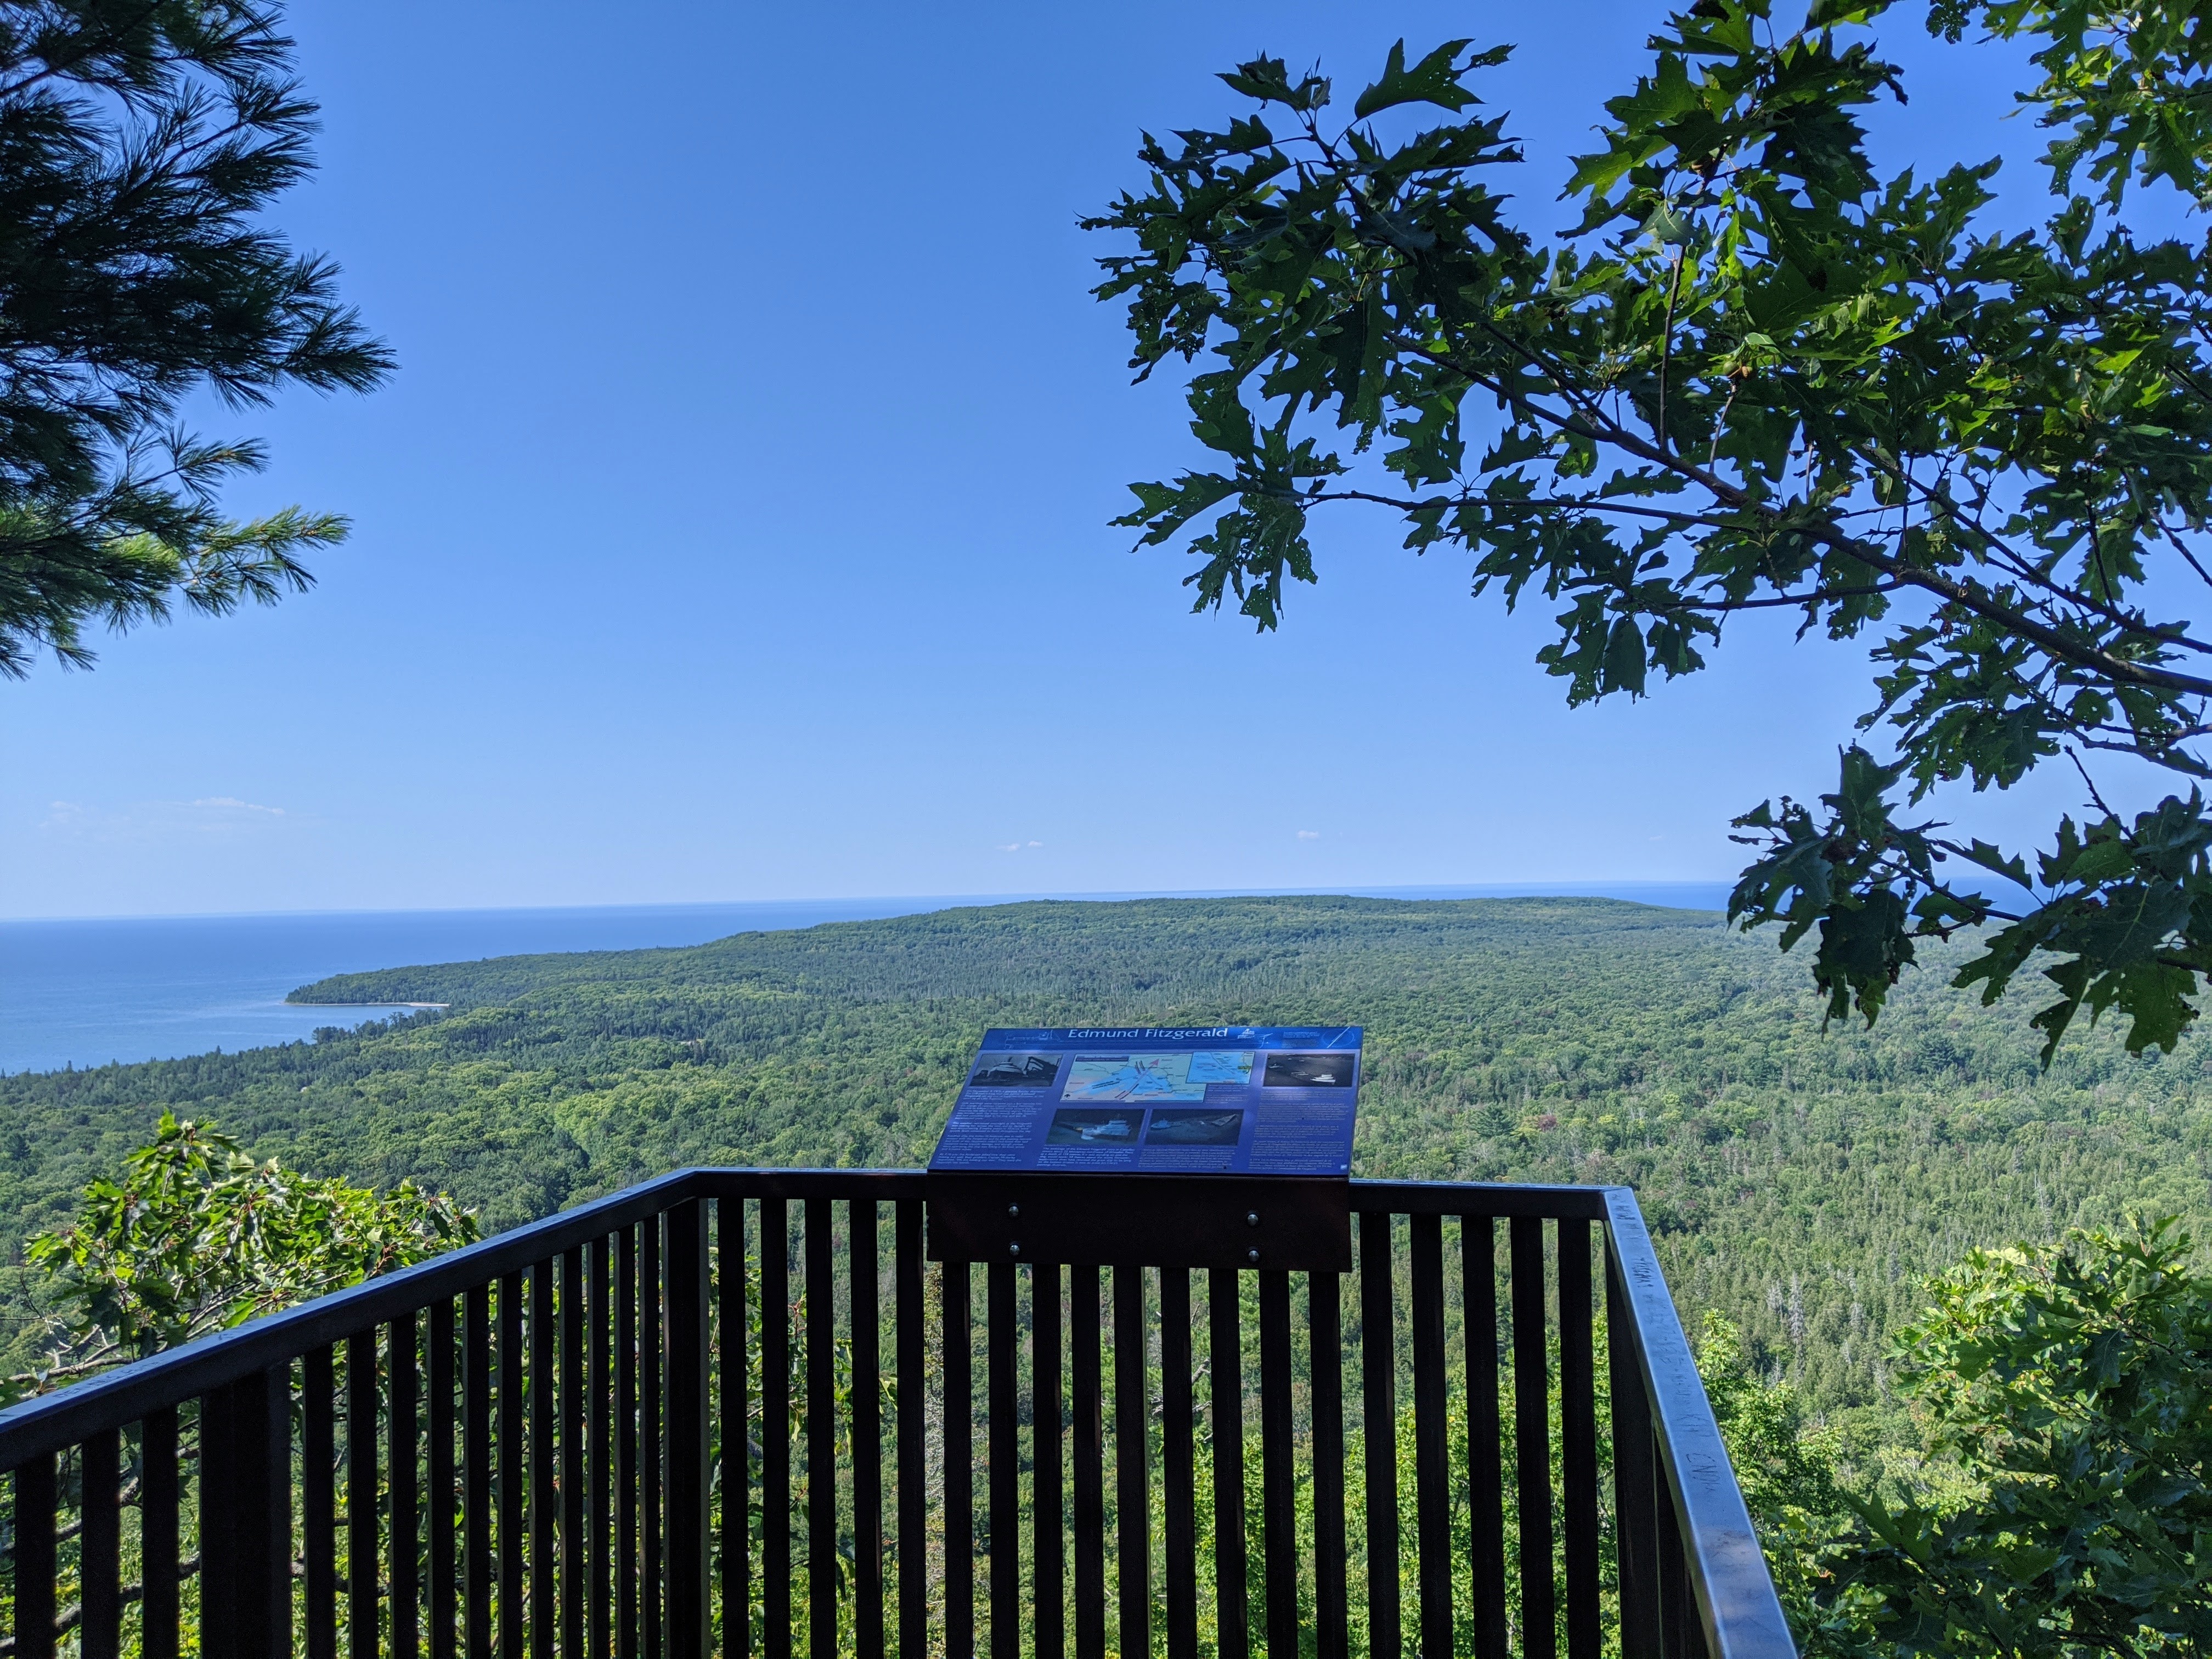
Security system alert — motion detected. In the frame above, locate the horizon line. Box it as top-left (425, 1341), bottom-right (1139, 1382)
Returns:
top-left (1, 878), bottom-right (1739, 927)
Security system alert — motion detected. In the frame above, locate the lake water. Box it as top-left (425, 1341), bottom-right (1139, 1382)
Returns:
top-left (0, 882), bottom-right (1729, 1076)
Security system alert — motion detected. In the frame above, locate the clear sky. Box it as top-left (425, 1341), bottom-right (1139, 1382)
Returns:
top-left (3, 1), bottom-right (2107, 919)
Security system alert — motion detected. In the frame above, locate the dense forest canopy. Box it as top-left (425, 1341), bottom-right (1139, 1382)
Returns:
top-left (2, 894), bottom-right (2202, 1462)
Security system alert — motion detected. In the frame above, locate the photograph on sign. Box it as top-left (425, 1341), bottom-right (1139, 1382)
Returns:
top-left (1048, 1108), bottom-right (1139, 1145)
top-left (968, 1053), bottom-right (1062, 1087)
top-left (1263, 1053), bottom-right (1355, 1087)
top-left (1144, 1108), bottom-right (1244, 1146)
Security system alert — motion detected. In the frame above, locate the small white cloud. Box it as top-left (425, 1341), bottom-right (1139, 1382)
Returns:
top-left (40, 795), bottom-right (303, 844)
top-left (996, 840), bottom-right (1047, 853)
top-left (1297, 830), bottom-right (1322, 840)
top-left (1027, 840), bottom-right (1043, 848)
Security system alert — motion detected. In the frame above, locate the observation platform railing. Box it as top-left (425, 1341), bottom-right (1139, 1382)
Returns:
top-left (0, 1169), bottom-right (1794, 1659)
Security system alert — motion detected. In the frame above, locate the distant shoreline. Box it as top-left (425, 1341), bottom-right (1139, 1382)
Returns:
top-left (286, 1000), bottom-right (450, 1010)
top-left (7, 889), bottom-right (1738, 1076)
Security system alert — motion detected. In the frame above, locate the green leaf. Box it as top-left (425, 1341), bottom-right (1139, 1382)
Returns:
top-left (1601, 614), bottom-right (1647, 694)
top-left (1957, 838), bottom-right (2033, 890)
top-left (1115, 472), bottom-right (1242, 546)
top-left (1353, 38), bottom-right (1486, 121)
top-left (1220, 56), bottom-right (1331, 113)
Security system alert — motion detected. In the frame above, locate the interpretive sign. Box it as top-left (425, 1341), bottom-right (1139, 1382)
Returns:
top-left (930, 1025), bottom-right (1359, 1175)
top-left (926, 1026), bottom-right (1360, 1271)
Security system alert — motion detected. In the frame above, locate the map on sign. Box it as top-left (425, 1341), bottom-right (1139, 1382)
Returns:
top-left (1061, 1050), bottom-right (1253, 1104)
top-left (929, 1026), bottom-right (1359, 1177)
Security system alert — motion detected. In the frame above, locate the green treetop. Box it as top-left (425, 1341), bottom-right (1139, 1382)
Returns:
top-left (14, 1113), bottom-right (476, 1399)
top-left (0, 0), bottom-right (391, 678)
top-left (1087, 0), bottom-right (2212, 1059)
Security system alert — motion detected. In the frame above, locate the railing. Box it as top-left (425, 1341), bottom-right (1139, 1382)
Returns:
top-left (0, 1170), bottom-right (1793, 1659)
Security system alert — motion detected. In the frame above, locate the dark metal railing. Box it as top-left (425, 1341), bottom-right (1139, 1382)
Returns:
top-left (0, 1170), bottom-right (1792, 1659)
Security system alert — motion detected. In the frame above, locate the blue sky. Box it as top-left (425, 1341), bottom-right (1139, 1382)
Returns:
top-left (4, 1), bottom-right (2109, 918)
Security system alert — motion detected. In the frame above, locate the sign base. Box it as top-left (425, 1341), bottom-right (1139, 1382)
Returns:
top-left (926, 1171), bottom-right (1351, 1272)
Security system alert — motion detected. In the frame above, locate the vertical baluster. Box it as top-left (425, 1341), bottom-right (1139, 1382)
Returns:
top-left (1070, 1265), bottom-right (1105, 1659)
top-left (1307, 1273), bottom-right (1346, 1659)
top-left (805, 1199), bottom-right (837, 1659)
top-left (720, 1203), bottom-right (751, 1659)
top-left (853, 1200), bottom-right (885, 1659)
top-left (1256, 1272), bottom-right (1296, 1659)
top-left (761, 1200), bottom-right (792, 1659)
top-left (142, 1408), bottom-right (181, 1659)
top-left (1409, 1217), bottom-right (1452, 1659)
top-left (591, 1238), bottom-right (614, 1659)
top-left (199, 1387), bottom-right (229, 1658)
top-left (1158, 1269), bottom-right (1198, 1659)
top-left (896, 1203), bottom-right (926, 1659)
top-left (1034, 1261), bottom-right (1065, 1659)
top-left (15, 1452), bottom-right (57, 1659)
top-left (81, 1428), bottom-right (121, 1659)
top-left (535, 1259), bottom-right (558, 1659)
top-left (306, 1346), bottom-right (340, 1659)
top-left (352, 1328), bottom-right (383, 1659)
top-left (503, 1274), bottom-right (527, 1659)
top-left (1110, 1267), bottom-right (1149, 1659)
top-left (394, 1312), bottom-right (423, 1659)
top-left (1207, 1269), bottom-right (1249, 1659)
top-left (1655, 1467), bottom-right (1692, 1659)
top-left (270, 1368), bottom-right (298, 1656)
top-left (1462, 1220), bottom-right (1507, 1659)
top-left (668, 1202), bottom-right (710, 1659)
top-left (1510, 1218), bottom-right (1556, 1659)
top-left (564, 1249), bottom-right (588, 1659)
top-left (1606, 1246), bottom-right (1660, 1659)
top-left (1558, 1221), bottom-right (1600, 1659)
top-left (1358, 1213), bottom-right (1401, 1659)
top-left (943, 1260), bottom-right (974, 1659)
top-left (644, 1218), bottom-right (663, 1659)
top-left (619, 1231), bottom-right (640, 1659)
top-left (467, 1283), bottom-right (496, 1659)
top-left (201, 1365), bottom-right (292, 1659)
top-left (432, 1300), bottom-right (459, 1659)
top-left (986, 1261), bottom-right (1018, 1659)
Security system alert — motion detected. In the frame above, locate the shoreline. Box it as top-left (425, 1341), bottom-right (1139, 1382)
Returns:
top-left (285, 1000), bottom-right (451, 1010)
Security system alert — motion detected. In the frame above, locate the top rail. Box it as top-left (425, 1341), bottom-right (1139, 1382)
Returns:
top-left (0, 1167), bottom-right (924, 1468)
top-left (1602, 1187), bottom-right (1795, 1659)
top-left (1348, 1179), bottom-right (1611, 1218)
top-left (0, 1170), bottom-right (1613, 1462)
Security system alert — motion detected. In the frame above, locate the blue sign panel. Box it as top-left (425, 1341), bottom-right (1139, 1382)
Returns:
top-left (929, 1026), bottom-right (1361, 1177)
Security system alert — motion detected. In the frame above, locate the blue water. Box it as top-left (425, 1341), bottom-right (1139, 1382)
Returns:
top-left (0, 882), bottom-right (1729, 1076)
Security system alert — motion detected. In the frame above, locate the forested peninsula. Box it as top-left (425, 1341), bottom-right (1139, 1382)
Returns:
top-left (2, 895), bottom-right (2203, 1449)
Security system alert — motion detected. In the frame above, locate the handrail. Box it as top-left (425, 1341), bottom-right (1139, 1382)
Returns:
top-left (1348, 1178), bottom-right (1611, 1218)
top-left (0, 1165), bottom-right (1796, 1659)
top-left (0, 1166), bottom-right (928, 1469)
top-left (1604, 1186), bottom-right (1796, 1659)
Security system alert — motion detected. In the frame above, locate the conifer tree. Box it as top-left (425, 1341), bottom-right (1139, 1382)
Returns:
top-left (0, 1), bottom-right (390, 677)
